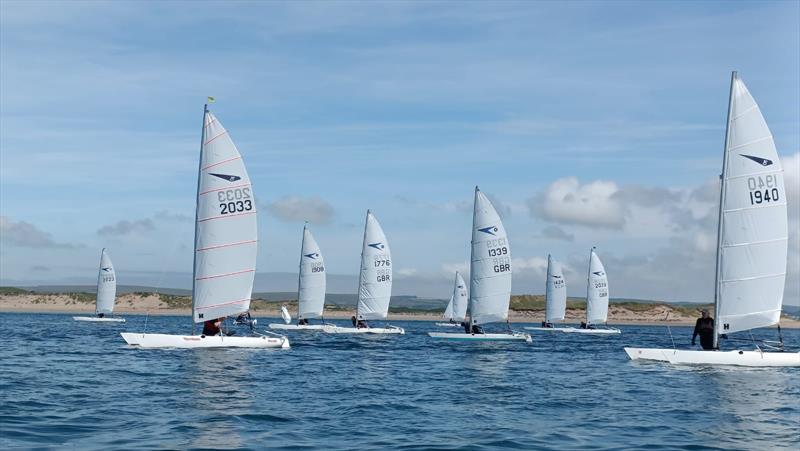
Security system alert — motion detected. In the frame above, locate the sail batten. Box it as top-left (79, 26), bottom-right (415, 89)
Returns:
top-left (715, 74), bottom-right (788, 336)
top-left (95, 249), bottom-right (116, 315)
top-left (298, 225), bottom-right (326, 319)
top-left (357, 212), bottom-right (392, 320)
top-left (192, 110), bottom-right (258, 323)
top-left (469, 188), bottom-right (512, 326)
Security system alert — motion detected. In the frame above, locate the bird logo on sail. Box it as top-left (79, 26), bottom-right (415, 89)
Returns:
top-left (739, 154), bottom-right (773, 166)
top-left (478, 226), bottom-right (499, 236)
top-left (592, 271), bottom-right (605, 276)
top-left (101, 267), bottom-right (113, 272)
top-left (304, 253), bottom-right (319, 259)
top-left (552, 275), bottom-right (562, 279)
top-left (209, 173), bottom-right (242, 182)
top-left (368, 242), bottom-right (384, 250)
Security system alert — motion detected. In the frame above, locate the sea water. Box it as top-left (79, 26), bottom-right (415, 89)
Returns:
top-left (0, 312), bottom-right (797, 450)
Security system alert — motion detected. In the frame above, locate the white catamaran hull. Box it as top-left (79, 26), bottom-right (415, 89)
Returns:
top-left (121, 333), bottom-right (290, 349)
top-left (624, 347), bottom-right (800, 367)
top-left (524, 326), bottom-right (567, 332)
top-left (73, 316), bottom-right (126, 323)
top-left (428, 332), bottom-right (532, 342)
top-left (268, 323), bottom-right (327, 331)
top-left (435, 322), bottom-right (461, 327)
top-left (322, 325), bottom-right (405, 335)
top-left (559, 327), bottom-right (620, 335)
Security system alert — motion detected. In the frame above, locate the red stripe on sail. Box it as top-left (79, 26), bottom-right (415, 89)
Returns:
top-left (202, 156), bottom-right (241, 171)
top-left (198, 211), bottom-right (256, 223)
top-left (196, 240), bottom-right (258, 252)
top-left (196, 298), bottom-right (250, 311)
top-left (195, 268), bottom-right (255, 281)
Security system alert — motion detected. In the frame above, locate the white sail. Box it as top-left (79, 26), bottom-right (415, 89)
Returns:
top-left (357, 211), bottom-right (392, 320)
top-left (281, 305), bottom-right (291, 324)
top-left (192, 110), bottom-right (258, 323)
top-left (545, 255), bottom-right (567, 323)
top-left (442, 271), bottom-right (468, 322)
top-left (715, 74), bottom-right (788, 335)
top-left (298, 225), bottom-right (326, 319)
top-left (585, 248), bottom-right (609, 324)
top-left (469, 187), bottom-right (512, 326)
top-left (442, 296), bottom-right (454, 321)
top-left (95, 248), bottom-right (116, 315)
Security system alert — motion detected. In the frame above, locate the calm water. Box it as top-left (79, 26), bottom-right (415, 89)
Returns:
top-left (0, 313), bottom-right (798, 450)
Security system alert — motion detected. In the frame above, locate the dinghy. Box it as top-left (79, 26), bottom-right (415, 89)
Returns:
top-left (554, 248), bottom-right (620, 335)
top-left (435, 271), bottom-right (468, 327)
top-left (322, 211), bottom-right (404, 335)
top-left (625, 73), bottom-right (798, 367)
top-left (270, 224), bottom-right (329, 331)
top-left (121, 104), bottom-right (288, 349)
top-left (525, 254), bottom-right (568, 332)
top-left (429, 187), bottom-right (531, 343)
top-left (73, 248), bottom-right (125, 323)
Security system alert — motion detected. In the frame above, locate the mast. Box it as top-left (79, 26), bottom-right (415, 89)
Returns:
top-left (95, 248), bottom-right (105, 315)
top-left (356, 209), bottom-right (370, 321)
top-left (712, 72), bottom-right (737, 350)
top-left (585, 247), bottom-right (595, 324)
top-left (297, 222), bottom-right (307, 321)
top-left (468, 186), bottom-right (479, 328)
top-left (190, 103), bottom-right (208, 335)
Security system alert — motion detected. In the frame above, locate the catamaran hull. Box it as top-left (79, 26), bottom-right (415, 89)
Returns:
top-left (73, 316), bottom-right (126, 323)
top-left (435, 322), bottom-right (460, 327)
top-left (558, 327), bottom-right (620, 335)
top-left (322, 325), bottom-right (405, 335)
top-left (428, 332), bottom-right (532, 342)
top-left (624, 347), bottom-right (800, 367)
top-left (268, 324), bottom-right (327, 331)
top-left (120, 333), bottom-right (290, 349)
top-left (524, 326), bottom-right (566, 332)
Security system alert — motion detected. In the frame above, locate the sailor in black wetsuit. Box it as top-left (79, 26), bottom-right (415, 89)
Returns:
top-left (692, 309), bottom-right (715, 350)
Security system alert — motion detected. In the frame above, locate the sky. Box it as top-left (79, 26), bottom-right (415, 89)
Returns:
top-left (1, 1), bottom-right (799, 304)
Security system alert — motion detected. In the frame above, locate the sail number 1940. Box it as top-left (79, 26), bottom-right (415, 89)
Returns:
top-left (747, 176), bottom-right (780, 205)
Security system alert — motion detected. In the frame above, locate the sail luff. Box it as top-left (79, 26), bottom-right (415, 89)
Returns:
top-left (190, 104), bottom-right (208, 333)
top-left (297, 223), bottom-right (306, 319)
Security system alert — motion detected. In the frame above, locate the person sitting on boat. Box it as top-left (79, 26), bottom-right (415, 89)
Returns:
top-left (298, 318), bottom-right (309, 326)
top-left (356, 319), bottom-right (368, 329)
top-left (202, 317), bottom-right (223, 336)
top-left (471, 324), bottom-right (484, 334)
top-left (541, 321), bottom-right (553, 328)
top-left (580, 321), bottom-right (587, 329)
top-left (98, 313), bottom-right (105, 318)
top-left (692, 309), bottom-right (715, 350)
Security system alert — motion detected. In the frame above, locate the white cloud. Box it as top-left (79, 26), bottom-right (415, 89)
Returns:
top-left (97, 218), bottom-right (155, 237)
top-left (0, 216), bottom-right (79, 248)
top-left (529, 177), bottom-right (626, 228)
top-left (266, 196), bottom-right (335, 224)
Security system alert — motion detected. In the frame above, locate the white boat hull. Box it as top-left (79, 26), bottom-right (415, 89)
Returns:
top-left (428, 332), bottom-right (532, 342)
top-left (322, 325), bottom-right (405, 335)
top-left (435, 322), bottom-right (460, 327)
top-left (121, 332), bottom-right (290, 349)
top-left (268, 323), bottom-right (327, 331)
top-left (524, 326), bottom-right (567, 332)
top-left (73, 316), bottom-right (126, 323)
top-left (559, 327), bottom-right (620, 335)
top-left (624, 347), bottom-right (800, 367)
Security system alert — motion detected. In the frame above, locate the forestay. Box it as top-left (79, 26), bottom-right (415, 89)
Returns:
top-left (545, 255), bottom-right (566, 323)
top-left (469, 188), bottom-right (512, 326)
top-left (716, 75), bottom-right (788, 335)
top-left (298, 225), bottom-right (326, 319)
top-left (586, 249), bottom-right (609, 325)
top-left (95, 248), bottom-right (117, 315)
top-left (357, 211), bottom-right (392, 320)
top-left (192, 110), bottom-right (258, 323)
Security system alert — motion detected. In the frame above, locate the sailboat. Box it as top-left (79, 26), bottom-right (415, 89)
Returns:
top-left (435, 272), bottom-right (468, 327)
top-left (270, 224), bottom-right (328, 331)
top-left (625, 72), bottom-right (799, 366)
top-left (524, 254), bottom-right (568, 332)
top-left (121, 104), bottom-right (288, 349)
top-left (429, 187), bottom-right (531, 342)
top-left (556, 248), bottom-right (621, 335)
top-left (73, 248), bottom-right (125, 322)
top-left (322, 210), bottom-right (404, 334)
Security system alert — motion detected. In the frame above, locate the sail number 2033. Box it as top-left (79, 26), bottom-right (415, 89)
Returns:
top-left (747, 175), bottom-right (780, 205)
top-left (218, 188), bottom-right (253, 215)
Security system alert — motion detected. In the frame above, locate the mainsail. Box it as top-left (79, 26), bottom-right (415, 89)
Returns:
top-left (95, 248), bottom-right (116, 315)
top-left (545, 254), bottom-right (566, 323)
top-left (469, 187), bottom-right (512, 326)
top-left (298, 224), bottom-right (326, 319)
top-left (357, 211), bottom-right (392, 320)
top-left (192, 108), bottom-right (258, 323)
top-left (585, 248), bottom-right (609, 325)
top-left (715, 73), bottom-right (788, 336)
top-left (443, 272), bottom-right (468, 322)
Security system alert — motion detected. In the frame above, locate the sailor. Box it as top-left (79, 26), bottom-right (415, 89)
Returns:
top-left (298, 318), bottom-right (309, 326)
top-left (692, 309), bottom-right (715, 350)
top-left (356, 319), bottom-right (368, 329)
top-left (98, 313), bottom-right (105, 318)
top-left (541, 321), bottom-right (553, 328)
top-left (580, 321), bottom-right (587, 329)
top-left (202, 317), bottom-right (223, 336)
top-left (351, 316), bottom-right (357, 327)
top-left (471, 324), bottom-right (484, 334)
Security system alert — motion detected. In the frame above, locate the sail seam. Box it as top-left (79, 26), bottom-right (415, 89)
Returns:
top-left (202, 156), bottom-right (242, 171)
top-left (721, 272), bottom-right (786, 283)
top-left (723, 202), bottom-right (787, 213)
top-left (204, 117), bottom-right (218, 129)
top-left (195, 268), bottom-right (255, 281)
top-left (722, 237), bottom-right (788, 248)
top-left (196, 239), bottom-right (258, 252)
top-left (196, 298), bottom-right (250, 311)
top-left (203, 130), bottom-right (229, 146)
top-left (199, 182), bottom-right (252, 196)
top-left (731, 104), bottom-right (758, 121)
top-left (198, 211), bottom-right (256, 222)
top-left (726, 135), bottom-right (772, 151)
top-left (719, 308), bottom-right (781, 319)
top-left (726, 170), bottom-right (783, 181)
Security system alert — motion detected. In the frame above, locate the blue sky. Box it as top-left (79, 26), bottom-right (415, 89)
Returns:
top-left (1, 1), bottom-right (798, 304)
